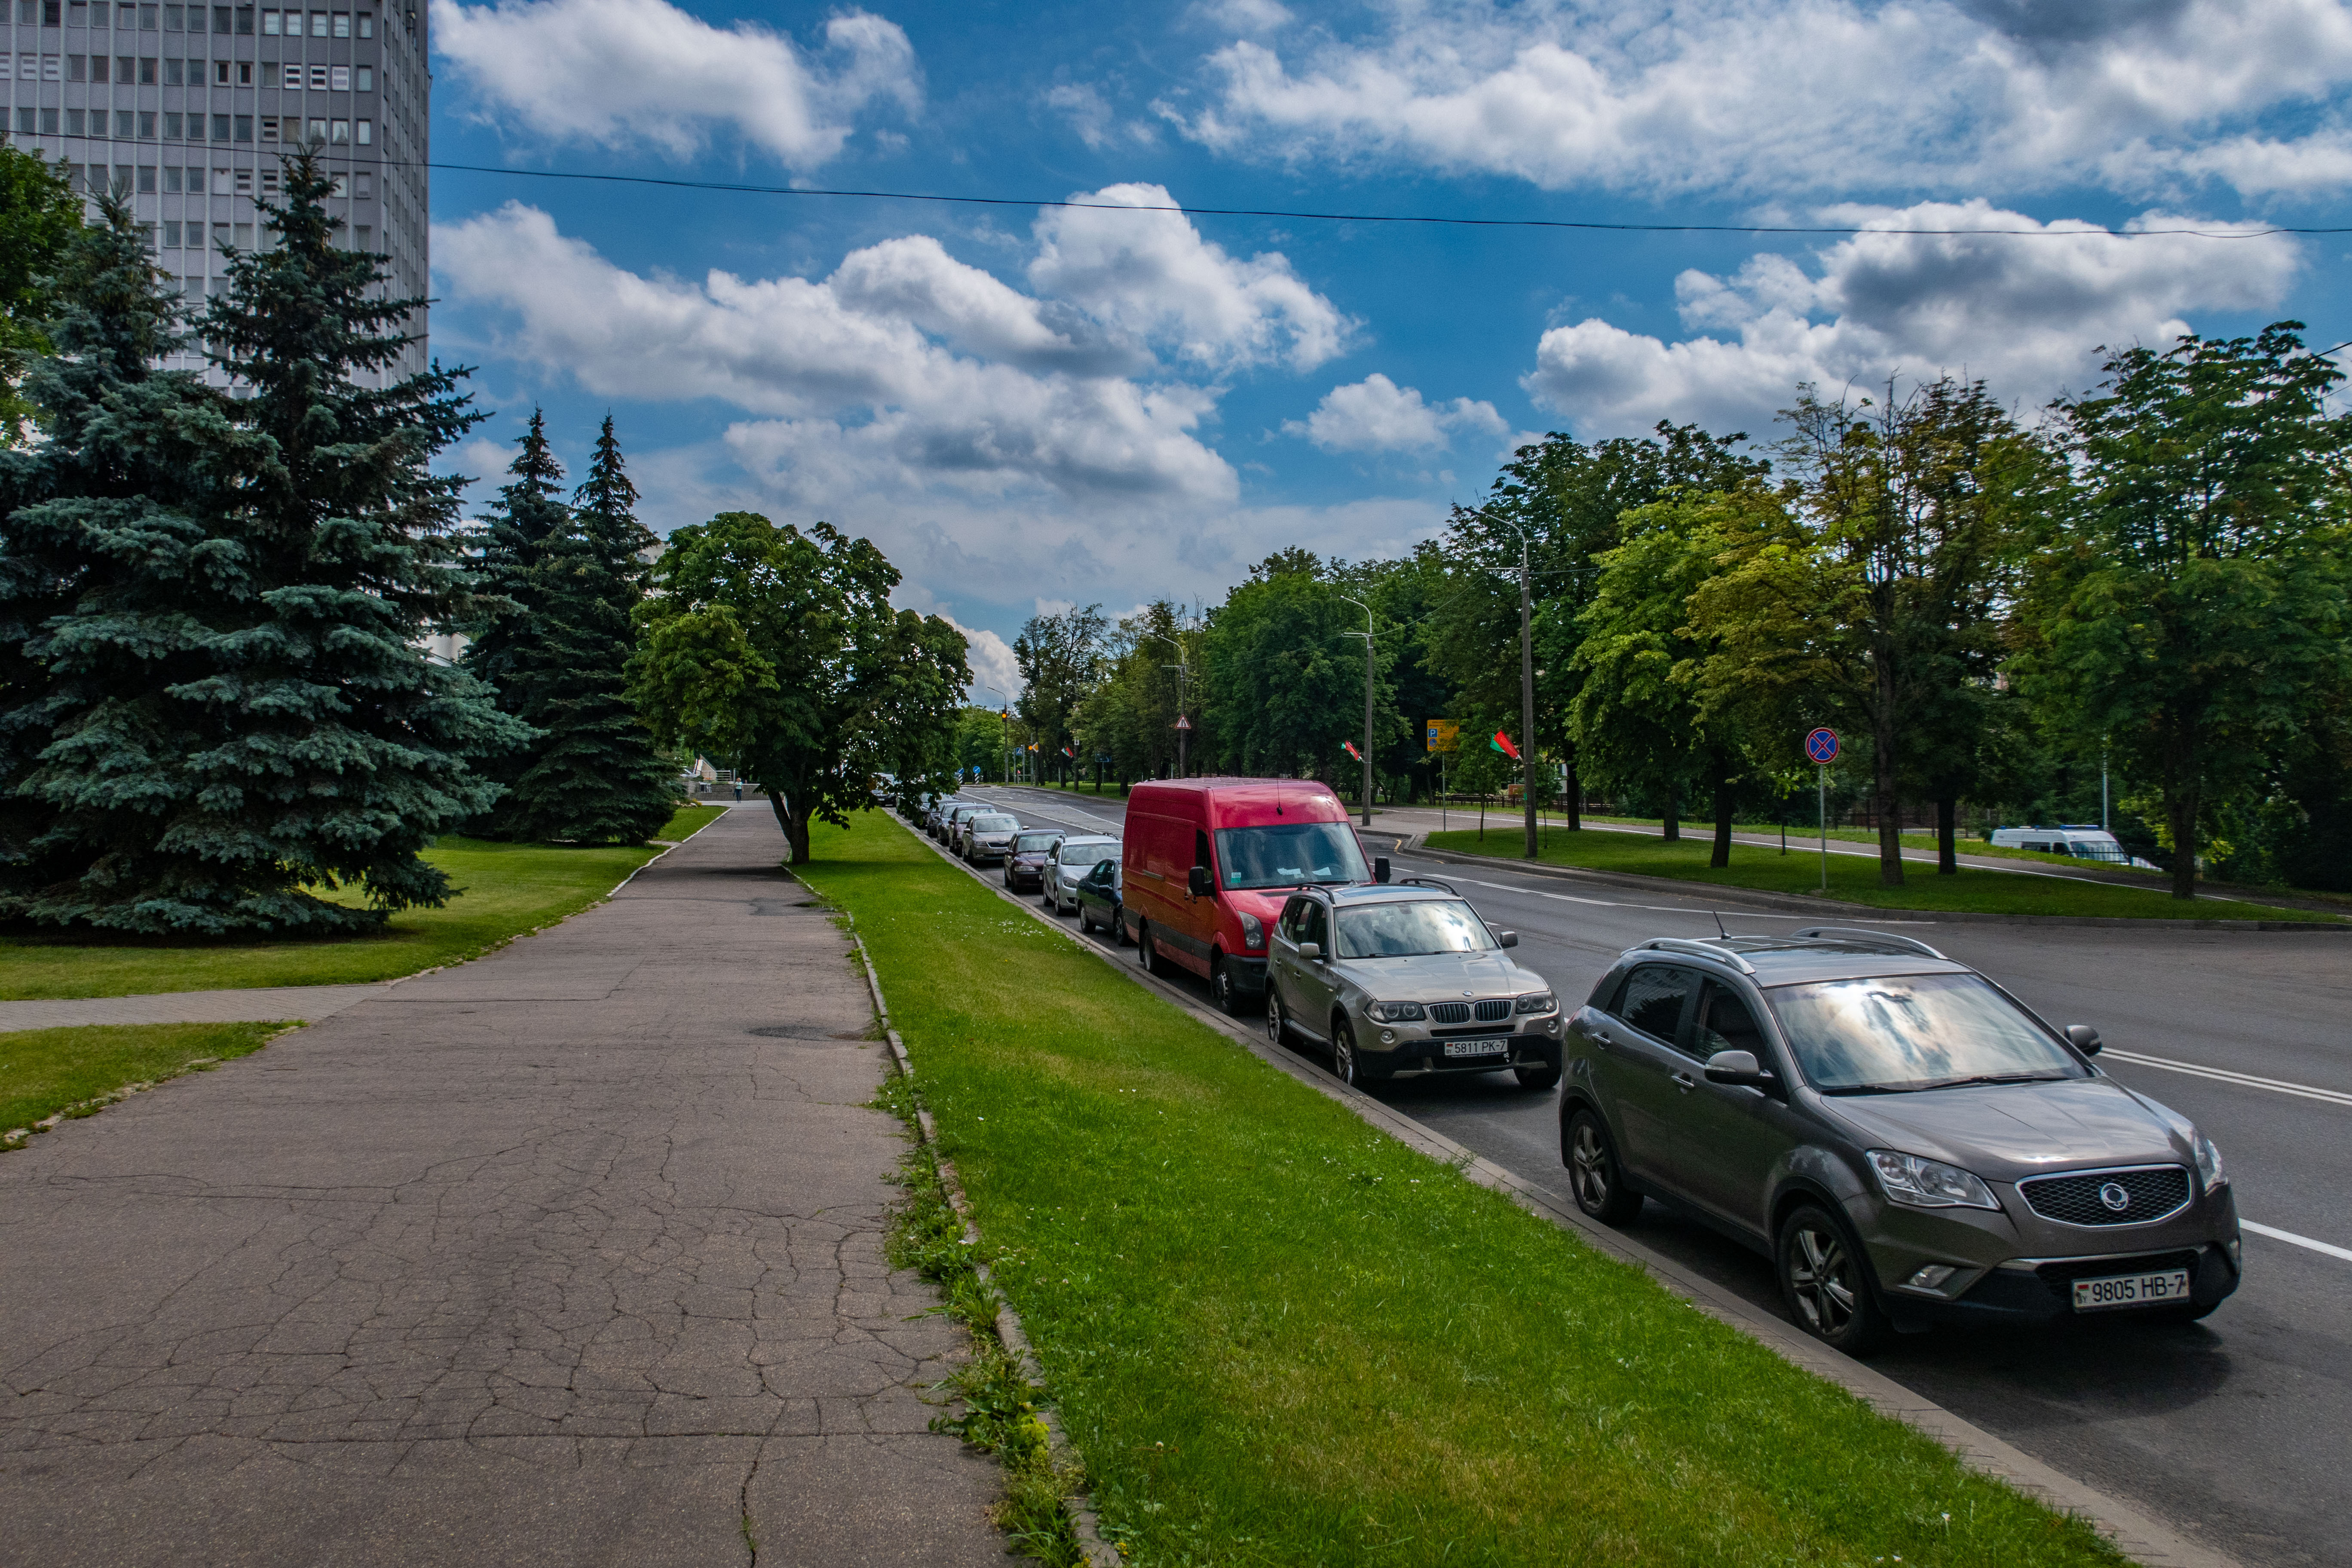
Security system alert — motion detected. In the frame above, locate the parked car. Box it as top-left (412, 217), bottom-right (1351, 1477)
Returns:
top-left (1073, 857), bottom-right (1125, 943)
top-left (962, 812), bottom-right (1021, 865)
top-left (943, 802), bottom-right (988, 851)
top-left (1264, 880), bottom-right (1561, 1090)
top-left (1045, 834), bottom-right (1121, 914)
top-left (1556, 927), bottom-right (2241, 1353)
top-left (1004, 828), bottom-right (1064, 892)
top-left (1122, 777), bottom-right (1384, 1015)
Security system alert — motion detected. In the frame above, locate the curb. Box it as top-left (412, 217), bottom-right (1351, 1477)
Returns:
top-left (1395, 835), bottom-right (2349, 931)
top-left (842, 916), bottom-right (1124, 1568)
top-left (902, 805), bottom-right (2237, 1568)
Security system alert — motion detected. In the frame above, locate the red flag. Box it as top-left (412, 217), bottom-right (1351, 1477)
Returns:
top-left (1342, 740), bottom-right (1363, 761)
top-left (1489, 729), bottom-right (1520, 760)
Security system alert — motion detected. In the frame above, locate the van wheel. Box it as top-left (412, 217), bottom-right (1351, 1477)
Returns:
top-left (1563, 1109), bottom-right (1641, 1226)
top-left (1777, 1205), bottom-right (1888, 1355)
top-left (1210, 956), bottom-right (1239, 1015)
top-left (1139, 925), bottom-right (1169, 977)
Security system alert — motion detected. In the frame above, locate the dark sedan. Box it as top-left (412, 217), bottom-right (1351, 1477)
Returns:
top-left (1073, 858), bottom-right (1124, 944)
top-left (1004, 829), bottom-right (1063, 893)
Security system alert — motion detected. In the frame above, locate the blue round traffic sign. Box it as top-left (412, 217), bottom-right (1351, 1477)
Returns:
top-left (1804, 727), bottom-right (1841, 764)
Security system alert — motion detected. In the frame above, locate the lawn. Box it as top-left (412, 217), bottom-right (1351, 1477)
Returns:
top-left (0, 802), bottom-right (724, 1001)
top-left (794, 808), bottom-right (2125, 1568)
top-left (1, 1020), bottom-right (291, 1142)
top-left (1422, 825), bottom-right (2341, 922)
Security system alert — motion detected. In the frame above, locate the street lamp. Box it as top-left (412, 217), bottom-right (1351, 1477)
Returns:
top-left (977, 684), bottom-right (1010, 785)
top-left (1339, 594), bottom-right (1375, 828)
top-left (1456, 506), bottom-right (1540, 860)
top-left (1146, 629), bottom-right (1191, 779)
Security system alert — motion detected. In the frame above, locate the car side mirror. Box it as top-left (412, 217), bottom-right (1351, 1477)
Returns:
top-left (1496, 930), bottom-right (1518, 948)
top-left (2065, 1024), bottom-right (2102, 1057)
top-left (1188, 865), bottom-right (1213, 897)
top-left (1703, 1048), bottom-right (1776, 1088)
top-left (1373, 856), bottom-right (1391, 883)
top-left (1297, 941), bottom-right (1322, 961)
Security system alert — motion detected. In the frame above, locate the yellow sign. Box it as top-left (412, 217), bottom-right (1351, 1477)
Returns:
top-left (1425, 720), bottom-right (1460, 753)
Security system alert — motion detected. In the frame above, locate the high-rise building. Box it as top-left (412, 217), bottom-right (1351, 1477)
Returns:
top-left (2, 0), bottom-right (429, 382)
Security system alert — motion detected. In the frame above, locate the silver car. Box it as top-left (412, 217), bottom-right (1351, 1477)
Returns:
top-left (1044, 833), bottom-right (1120, 915)
top-left (1264, 881), bottom-right (1563, 1090)
top-left (1558, 929), bottom-right (2242, 1353)
top-left (961, 812), bottom-right (1020, 865)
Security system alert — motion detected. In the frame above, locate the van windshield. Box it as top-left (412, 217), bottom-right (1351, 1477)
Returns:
top-left (1215, 823), bottom-right (1368, 890)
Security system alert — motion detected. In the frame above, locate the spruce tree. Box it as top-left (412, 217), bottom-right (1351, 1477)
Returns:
top-left (0, 193), bottom-right (248, 925)
top-left (12, 150), bottom-right (527, 934)
top-left (462, 413), bottom-right (677, 844)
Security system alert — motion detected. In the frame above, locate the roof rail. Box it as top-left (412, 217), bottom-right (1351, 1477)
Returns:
top-left (1394, 876), bottom-right (1460, 896)
top-left (1640, 937), bottom-right (1756, 974)
top-left (1791, 927), bottom-right (1947, 959)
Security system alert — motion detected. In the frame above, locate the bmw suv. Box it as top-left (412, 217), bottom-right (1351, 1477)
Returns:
top-left (1557, 928), bottom-right (2241, 1351)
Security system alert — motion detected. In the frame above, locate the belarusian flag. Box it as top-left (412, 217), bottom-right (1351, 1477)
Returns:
top-left (1343, 741), bottom-right (1363, 761)
top-left (1490, 730), bottom-right (1520, 760)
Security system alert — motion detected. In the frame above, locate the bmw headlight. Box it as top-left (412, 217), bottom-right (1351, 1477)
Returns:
top-left (1866, 1149), bottom-right (2001, 1211)
top-left (1514, 991), bottom-right (1558, 1015)
top-left (1238, 912), bottom-right (1264, 949)
top-left (1366, 1000), bottom-right (1425, 1023)
top-left (2195, 1132), bottom-right (2228, 1193)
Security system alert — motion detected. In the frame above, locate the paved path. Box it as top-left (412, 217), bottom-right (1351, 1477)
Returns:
top-left (0, 810), bottom-right (1005, 1567)
top-left (0, 982), bottom-right (390, 1032)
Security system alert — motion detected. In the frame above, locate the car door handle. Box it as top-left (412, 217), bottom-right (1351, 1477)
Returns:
top-left (1671, 1072), bottom-right (1698, 1093)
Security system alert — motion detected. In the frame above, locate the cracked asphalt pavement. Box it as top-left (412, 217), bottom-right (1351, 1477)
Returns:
top-left (0, 806), bottom-right (1005, 1568)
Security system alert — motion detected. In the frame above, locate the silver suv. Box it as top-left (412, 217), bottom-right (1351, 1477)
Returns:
top-left (1558, 929), bottom-right (2241, 1352)
top-left (1264, 881), bottom-right (1563, 1090)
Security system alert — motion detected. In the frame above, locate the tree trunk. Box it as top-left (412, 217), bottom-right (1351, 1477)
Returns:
top-left (1871, 656), bottom-right (1904, 888)
top-left (1662, 787), bottom-right (1679, 843)
top-left (1565, 756), bottom-right (1581, 831)
top-left (1936, 795), bottom-right (1958, 875)
top-left (768, 789), bottom-right (811, 864)
top-left (2168, 787), bottom-right (2200, 900)
top-left (1711, 767), bottom-right (1735, 870)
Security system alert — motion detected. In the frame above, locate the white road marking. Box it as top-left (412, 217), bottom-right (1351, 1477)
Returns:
top-left (2101, 1049), bottom-right (2352, 1109)
top-left (1410, 867), bottom-right (1946, 924)
top-left (2241, 1221), bottom-right (2352, 1265)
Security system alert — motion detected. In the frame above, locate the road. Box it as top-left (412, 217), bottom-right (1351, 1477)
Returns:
top-left (956, 785), bottom-right (2351, 1568)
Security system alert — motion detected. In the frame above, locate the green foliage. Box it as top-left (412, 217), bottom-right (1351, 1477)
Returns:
top-left (628, 511), bottom-right (968, 860)
top-left (460, 412), bottom-right (678, 844)
top-left (2017, 325), bottom-right (2352, 898)
top-left (1015, 605), bottom-right (1106, 785)
top-left (1199, 551), bottom-right (1399, 779)
top-left (0, 142), bottom-right (83, 445)
top-left (1071, 600), bottom-right (1191, 784)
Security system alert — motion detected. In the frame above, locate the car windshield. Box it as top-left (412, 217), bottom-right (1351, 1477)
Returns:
top-left (1333, 900), bottom-right (1495, 958)
top-left (1215, 823), bottom-right (1368, 889)
top-left (971, 815), bottom-right (1019, 832)
top-left (1766, 973), bottom-right (2090, 1093)
top-left (1014, 832), bottom-right (1059, 852)
top-left (1059, 839), bottom-right (1117, 863)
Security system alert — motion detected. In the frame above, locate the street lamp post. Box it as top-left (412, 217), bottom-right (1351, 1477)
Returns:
top-left (1148, 629), bottom-right (1191, 779)
top-left (1340, 595), bottom-right (1375, 828)
top-left (1457, 508), bottom-right (1541, 860)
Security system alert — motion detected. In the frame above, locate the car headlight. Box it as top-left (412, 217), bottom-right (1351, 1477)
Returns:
top-left (2195, 1133), bottom-right (2227, 1193)
top-left (1866, 1149), bottom-right (2001, 1211)
top-left (1238, 912), bottom-right (1264, 949)
top-left (1514, 991), bottom-right (1558, 1014)
top-left (1366, 1000), bottom-right (1426, 1023)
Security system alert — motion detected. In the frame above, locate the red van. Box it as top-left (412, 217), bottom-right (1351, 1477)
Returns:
top-left (1121, 778), bottom-right (1387, 1012)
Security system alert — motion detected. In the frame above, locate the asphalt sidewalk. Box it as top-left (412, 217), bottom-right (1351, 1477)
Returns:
top-left (0, 809), bottom-right (1005, 1567)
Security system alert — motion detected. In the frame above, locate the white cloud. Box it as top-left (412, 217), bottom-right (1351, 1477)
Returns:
top-left (1045, 84), bottom-right (1117, 150)
top-left (1176, 0), bottom-right (2352, 200)
top-left (1284, 374), bottom-right (1508, 453)
top-left (431, 0), bottom-right (920, 167)
top-left (1027, 183), bottom-right (1355, 372)
top-left (1522, 202), bottom-right (2303, 438)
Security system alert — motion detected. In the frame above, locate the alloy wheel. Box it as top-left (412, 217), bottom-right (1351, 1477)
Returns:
top-left (1569, 1119), bottom-right (1611, 1212)
top-left (1787, 1222), bottom-right (1858, 1338)
top-left (1332, 1021), bottom-right (1359, 1086)
top-left (1266, 990), bottom-right (1286, 1044)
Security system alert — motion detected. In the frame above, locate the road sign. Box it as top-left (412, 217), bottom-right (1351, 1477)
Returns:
top-left (1804, 727), bottom-right (1841, 765)
top-left (1425, 719), bottom-right (1460, 753)
top-left (1173, 715), bottom-right (1193, 730)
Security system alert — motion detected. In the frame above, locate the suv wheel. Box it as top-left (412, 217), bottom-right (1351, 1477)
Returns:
top-left (1266, 989), bottom-right (1289, 1045)
top-left (1564, 1109), bottom-right (1642, 1225)
top-left (1777, 1205), bottom-right (1887, 1354)
top-left (1515, 1061), bottom-right (1562, 1091)
top-left (1331, 1019), bottom-right (1362, 1087)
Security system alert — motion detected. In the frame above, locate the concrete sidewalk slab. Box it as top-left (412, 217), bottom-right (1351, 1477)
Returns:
top-left (0, 983), bottom-right (390, 1032)
top-left (0, 811), bottom-right (1006, 1567)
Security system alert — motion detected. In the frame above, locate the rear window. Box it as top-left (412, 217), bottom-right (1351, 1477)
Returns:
top-left (1014, 832), bottom-right (1060, 852)
top-left (1059, 839), bottom-right (1117, 863)
top-left (971, 815), bottom-right (1019, 831)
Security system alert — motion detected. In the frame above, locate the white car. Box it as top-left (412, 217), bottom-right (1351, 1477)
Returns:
top-left (1044, 834), bottom-right (1120, 914)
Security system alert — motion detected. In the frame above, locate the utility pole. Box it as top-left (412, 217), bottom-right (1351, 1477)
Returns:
top-left (1341, 596), bottom-right (1375, 827)
top-left (1454, 506), bottom-right (1541, 861)
top-left (1149, 628), bottom-right (1191, 778)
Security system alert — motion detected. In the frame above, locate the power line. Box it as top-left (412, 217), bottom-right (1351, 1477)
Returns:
top-left (413, 159), bottom-right (2342, 241)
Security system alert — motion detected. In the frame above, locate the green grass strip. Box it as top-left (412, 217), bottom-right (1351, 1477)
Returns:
top-left (0, 1020), bottom-right (293, 1142)
top-left (0, 802), bottom-right (726, 1001)
top-left (1424, 827), bottom-right (2340, 922)
top-left (796, 808), bottom-right (2126, 1568)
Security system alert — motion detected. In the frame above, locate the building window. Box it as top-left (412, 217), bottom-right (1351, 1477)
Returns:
top-left (12, 108), bottom-right (31, 134)
top-left (233, 113), bottom-right (250, 140)
top-left (259, 114), bottom-right (277, 139)
top-left (353, 117), bottom-right (368, 144)
top-left (308, 9), bottom-right (322, 34)
top-left (139, 110), bottom-right (155, 136)
top-left (162, 163), bottom-right (180, 190)
top-left (210, 221), bottom-right (227, 248)
top-left (212, 58), bottom-right (227, 82)
top-left (353, 170), bottom-right (370, 197)
top-left (44, 55), bottom-right (62, 79)
top-left (236, 58), bottom-right (250, 83)
top-left (44, 0), bottom-right (62, 21)
top-left (162, 0), bottom-right (178, 23)
top-left (162, 110), bottom-right (181, 135)
top-left (232, 221), bottom-right (251, 246)
top-left (355, 224), bottom-right (370, 251)
top-left (329, 63), bottom-right (346, 89)
top-left (308, 63), bottom-right (325, 88)
top-left (163, 218), bottom-right (181, 245)
top-left (259, 3), bottom-right (276, 29)
top-left (260, 166), bottom-right (277, 192)
top-left (329, 116), bottom-right (346, 142)
top-left (117, 1), bottom-right (134, 24)
top-left (68, 53), bottom-right (86, 80)
top-left (67, 0), bottom-right (86, 21)
top-left (164, 56), bottom-right (180, 82)
top-left (210, 112), bottom-right (228, 138)
top-left (331, 9), bottom-right (344, 35)
top-left (354, 64), bottom-right (371, 91)
top-left (137, 161), bottom-right (156, 190)
top-left (115, 108), bottom-right (134, 136)
top-left (64, 107), bottom-right (85, 134)
top-left (40, 107), bottom-right (59, 132)
top-left (84, 164), bottom-right (106, 193)
top-left (116, 52), bottom-right (135, 77)
top-left (305, 115), bottom-right (323, 141)
top-left (139, 54), bottom-right (156, 80)
top-left (355, 9), bottom-right (368, 35)
top-left (209, 3), bottom-right (226, 28)
top-left (141, 1), bottom-right (156, 24)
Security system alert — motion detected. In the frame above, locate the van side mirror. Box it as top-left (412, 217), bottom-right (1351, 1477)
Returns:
top-left (2065, 1024), bottom-right (2103, 1057)
top-left (1188, 864), bottom-right (1213, 897)
top-left (1703, 1049), bottom-right (1776, 1089)
top-left (1297, 941), bottom-right (1322, 961)
top-left (1373, 856), bottom-right (1391, 883)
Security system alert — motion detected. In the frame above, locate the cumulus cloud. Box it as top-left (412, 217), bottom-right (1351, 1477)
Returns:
top-left (1284, 374), bottom-right (1508, 453)
top-left (432, 0), bottom-right (920, 166)
top-left (1522, 202), bottom-right (2302, 437)
top-left (1176, 0), bottom-right (2352, 200)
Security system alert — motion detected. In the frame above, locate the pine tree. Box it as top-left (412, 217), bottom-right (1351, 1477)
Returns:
top-left (14, 150), bottom-right (529, 934)
top-left (0, 192), bottom-right (250, 925)
top-left (456, 407), bottom-right (569, 727)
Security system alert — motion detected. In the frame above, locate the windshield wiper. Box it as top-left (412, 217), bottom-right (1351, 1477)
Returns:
top-left (1919, 1072), bottom-right (2073, 1091)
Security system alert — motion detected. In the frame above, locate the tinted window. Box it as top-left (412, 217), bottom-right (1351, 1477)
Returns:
top-left (1059, 838), bottom-right (1116, 863)
top-left (1617, 966), bottom-right (1695, 1043)
top-left (1333, 900), bottom-right (1495, 958)
top-left (1767, 973), bottom-right (2090, 1093)
top-left (1694, 982), bottom-right (1767, 1058)
top-left (1278, 897), bottom-right (1311, 942)
top-left (1301, 902), bottom-right (1329, 951)
top-left (971, 814), bottom-right (1019, 831)
top-left (1014, 832), bottom-right (1059, 852)
top-left (1214, 822), bottom-right (1369, 890)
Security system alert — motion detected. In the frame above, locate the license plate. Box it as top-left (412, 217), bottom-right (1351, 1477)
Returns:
top-left (2071, 1269), bottom-right (2193, 1311)
top-left (1442, 1038), bottom-right (1510, 1058)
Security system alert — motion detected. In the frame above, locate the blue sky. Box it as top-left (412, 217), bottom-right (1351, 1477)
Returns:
top-left (423, 0), bottom-right (2352, 694)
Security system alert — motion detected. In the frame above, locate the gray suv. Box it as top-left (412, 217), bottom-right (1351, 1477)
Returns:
top-left (1265, 881), bottom-right (1563, 1090)
top-left (1559, 929), bottom-right (2240, 1353)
